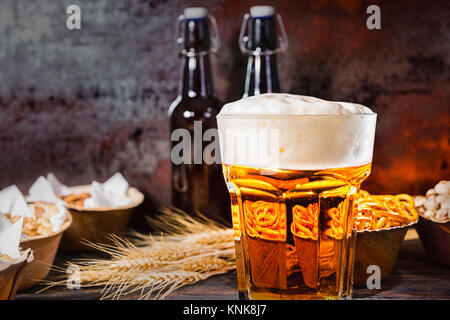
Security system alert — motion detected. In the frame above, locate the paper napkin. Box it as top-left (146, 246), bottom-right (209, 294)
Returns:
top-left (0, 185), bottom-right (33, 218)
top-left (49, 203), bottom-right (68, 232)
top-left (27, 176), bottom-right (67, 206)
top-left (0, 213), bottom-right (23, 260)
top-left (47, 173), bottom-right (71, 196)
top-left (84, 173), bottom-right (132, 208)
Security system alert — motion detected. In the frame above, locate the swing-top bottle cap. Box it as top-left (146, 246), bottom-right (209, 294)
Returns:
top-left (177, 7), bottom-right (220, 55)
top-left (250, 5), bottom-right (275, 18)
top-left (184, 7), bottom-right (208, 20)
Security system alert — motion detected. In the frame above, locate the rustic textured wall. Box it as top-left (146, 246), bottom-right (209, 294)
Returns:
top-left (0, 1), bottom-right (449, 213)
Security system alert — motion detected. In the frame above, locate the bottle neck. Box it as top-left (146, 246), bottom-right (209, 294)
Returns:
top-left (179, 54), bottom-right (215, 98)
top-left (178, 18), bottom-right (215, 99)
top-left (243, 54), bottom-right (280, 97)
top-left (243, 15), bottom-right (281, 97)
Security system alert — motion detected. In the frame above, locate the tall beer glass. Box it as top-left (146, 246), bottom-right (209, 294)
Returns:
top-left (217, 94), bottom-right (377, 299)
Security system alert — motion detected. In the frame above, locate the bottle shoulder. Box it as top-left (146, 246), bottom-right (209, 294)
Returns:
top-left (168, 96), bottom-right (222, 116)
top-left (168, 96), bottom-right (183, 117)
top-left (168, 96), bottom-right (223, 129)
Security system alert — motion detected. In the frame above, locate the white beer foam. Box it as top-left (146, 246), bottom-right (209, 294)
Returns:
top-left (219, 93), bottom-right (373, 115)
top-left (217, 93), bottom-right (377, 170)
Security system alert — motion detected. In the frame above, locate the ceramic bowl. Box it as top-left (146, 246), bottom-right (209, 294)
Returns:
top-left (59, 185), bottom-right (144, 252)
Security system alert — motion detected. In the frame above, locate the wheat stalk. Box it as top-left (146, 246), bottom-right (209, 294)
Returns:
top-left (42, 208), bottom-right (236, 299)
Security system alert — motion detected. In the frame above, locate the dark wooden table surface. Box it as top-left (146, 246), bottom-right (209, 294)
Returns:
top-left (15, 230), bottom-right (450, 300)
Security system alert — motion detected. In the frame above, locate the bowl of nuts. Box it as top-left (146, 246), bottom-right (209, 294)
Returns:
top-left (414, 180), bottom-right (450, 266)
top-left (58, 184), bottom-right (144, 252)
top-left (25, 173), bottom-right (144, 252)
top-left (1, 184), bottom-right (72, 290)
top-left (17, 202), bottom-right (72, 289)
top-left (2, 203), bottom-right (72, 290)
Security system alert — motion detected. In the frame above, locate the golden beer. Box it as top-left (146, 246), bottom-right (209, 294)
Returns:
top-left (224, 163), bottom-right (371, 299)
top-left (217, 93), bottom-right (377, 299)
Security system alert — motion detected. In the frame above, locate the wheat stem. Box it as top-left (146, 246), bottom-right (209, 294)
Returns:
top-left (42, 208), bottom-right (236, 299)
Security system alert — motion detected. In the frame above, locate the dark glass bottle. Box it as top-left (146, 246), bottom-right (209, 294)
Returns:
top-left (168, 8), bottom-right (230, 223)
top-left (240, 6), bottom-right (287, 97)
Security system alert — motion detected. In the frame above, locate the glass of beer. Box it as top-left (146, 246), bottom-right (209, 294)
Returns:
top-left (217, 94), bottom-right (377, 300)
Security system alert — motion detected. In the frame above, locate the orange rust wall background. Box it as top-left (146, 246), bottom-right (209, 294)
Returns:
top-left (0, 0), bottom-right (449, 209)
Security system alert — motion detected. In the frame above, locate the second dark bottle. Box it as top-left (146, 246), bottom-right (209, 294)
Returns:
top-left (239, 6), bottom-right (288, 97)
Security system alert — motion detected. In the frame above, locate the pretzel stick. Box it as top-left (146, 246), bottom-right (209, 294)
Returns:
top-left (355, 190), bottom-right (418, 231)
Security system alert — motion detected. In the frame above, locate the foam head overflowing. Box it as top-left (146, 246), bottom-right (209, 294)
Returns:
top-left (217, 93), bottom-right (377, 170)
